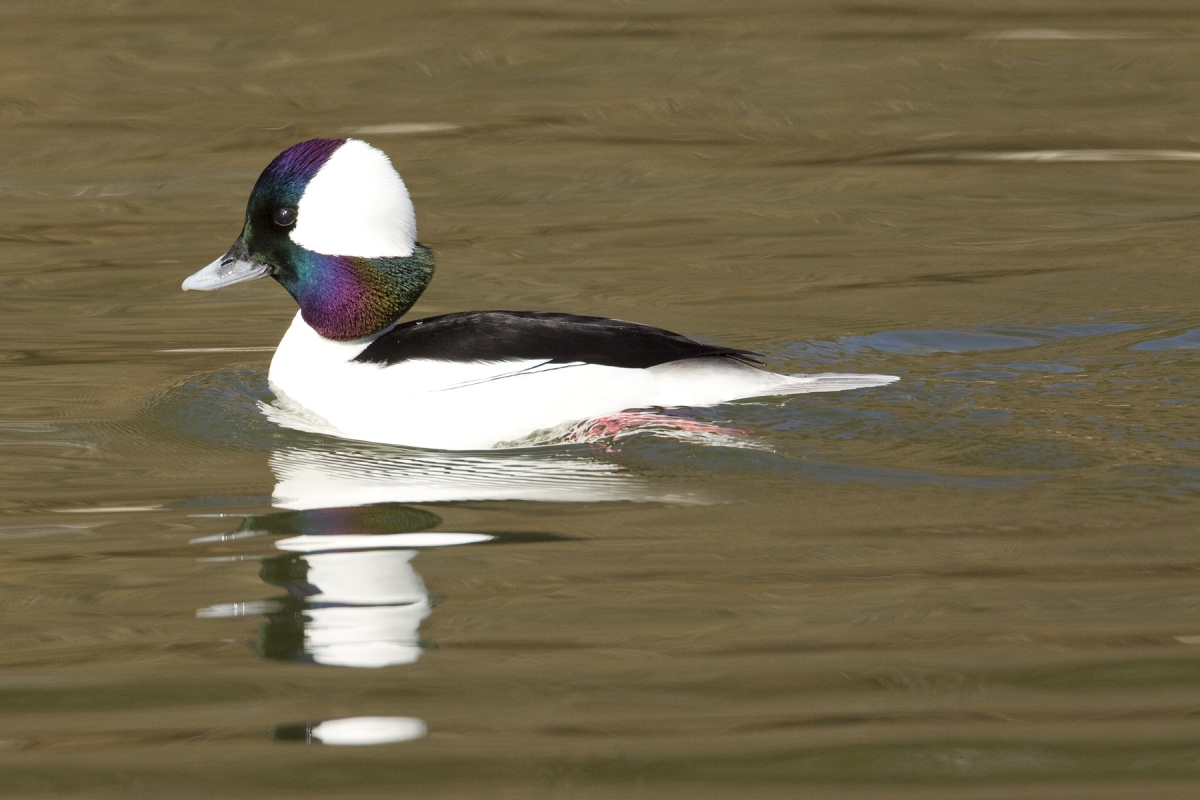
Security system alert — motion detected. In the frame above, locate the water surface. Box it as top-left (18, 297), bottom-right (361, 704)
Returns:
top-left (4, 1), bottom-right (1200, 797)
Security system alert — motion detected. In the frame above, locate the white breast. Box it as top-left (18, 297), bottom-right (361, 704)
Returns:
top-left (266, 312), bottom-right (897, 450)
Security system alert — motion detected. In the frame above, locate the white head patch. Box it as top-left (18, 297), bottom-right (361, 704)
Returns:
top-left (290, 139), bottom-right (416, 258)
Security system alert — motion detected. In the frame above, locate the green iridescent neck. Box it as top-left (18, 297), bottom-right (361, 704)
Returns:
top-left (273, 243), bottom-right (436, 341)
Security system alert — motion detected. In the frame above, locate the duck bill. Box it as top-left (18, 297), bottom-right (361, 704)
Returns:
top-left (182, 236), bottom-right (272, 291)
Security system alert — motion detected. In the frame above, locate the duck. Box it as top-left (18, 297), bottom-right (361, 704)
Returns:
top-left (182, 138), bottom-right (897, 450)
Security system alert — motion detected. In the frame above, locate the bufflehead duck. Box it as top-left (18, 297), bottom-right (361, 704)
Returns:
top-left (183, 138), bottom-right (897, 450)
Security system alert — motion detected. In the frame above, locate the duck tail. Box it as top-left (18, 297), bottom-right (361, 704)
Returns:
top-left (766, 372), bottom-right (899, 395)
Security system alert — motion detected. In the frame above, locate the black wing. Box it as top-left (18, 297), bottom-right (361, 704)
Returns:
top-left (353, 311), bottom-right (761, 369)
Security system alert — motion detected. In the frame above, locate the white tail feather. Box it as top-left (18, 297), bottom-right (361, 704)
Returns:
top-left (761, 372), bottom-right (900, 396)
top-left (644, 359), bottom-right (898, 406)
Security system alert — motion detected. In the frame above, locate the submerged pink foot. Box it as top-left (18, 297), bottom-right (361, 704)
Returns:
top-left (560, 411), bottom-right (748, 445)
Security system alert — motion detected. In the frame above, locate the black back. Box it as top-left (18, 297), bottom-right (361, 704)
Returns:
top-left (353, 311), bottom-right (761, 369)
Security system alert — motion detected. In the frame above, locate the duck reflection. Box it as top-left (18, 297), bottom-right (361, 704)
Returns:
top-left (269, 442), bottom-right (693, 509)
top-left (271, 715), bottom-right (427, 745)
top-left (198, 442), bottom-right (679, 667)
top-left (194, 444), bottom-right (665, 743)
top-left (257, 547), bottom-right (430, 668)
top-left (195, 504), bottom-right (503, 667)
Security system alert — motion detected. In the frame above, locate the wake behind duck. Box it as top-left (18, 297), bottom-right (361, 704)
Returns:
top-left (183, 139), bottom-right (897, 450)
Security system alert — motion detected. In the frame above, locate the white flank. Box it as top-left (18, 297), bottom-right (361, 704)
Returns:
top-left (290, 139), bottom-right (416, 258)
top-left (266, 313), bottom-right (898, 451)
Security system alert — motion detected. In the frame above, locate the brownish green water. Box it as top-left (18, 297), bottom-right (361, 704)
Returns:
top-left (4, 1), bottom-right (1200, 797)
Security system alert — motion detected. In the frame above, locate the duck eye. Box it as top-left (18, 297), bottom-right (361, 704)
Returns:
top-left (272, 207), bottom-right (297, 228)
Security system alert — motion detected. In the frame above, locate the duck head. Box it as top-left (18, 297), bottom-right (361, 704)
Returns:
top-left (183, 138), bottom-right (435, 341)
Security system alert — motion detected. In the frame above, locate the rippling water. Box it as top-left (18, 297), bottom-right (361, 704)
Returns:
top-left (4, 1), bottom-right (1200, 797)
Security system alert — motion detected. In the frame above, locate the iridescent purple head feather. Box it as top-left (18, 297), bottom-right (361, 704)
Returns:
top-left (189, 138), bottom-right (434, 340)
top-left (250, 138), bottom-right (346, 209)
